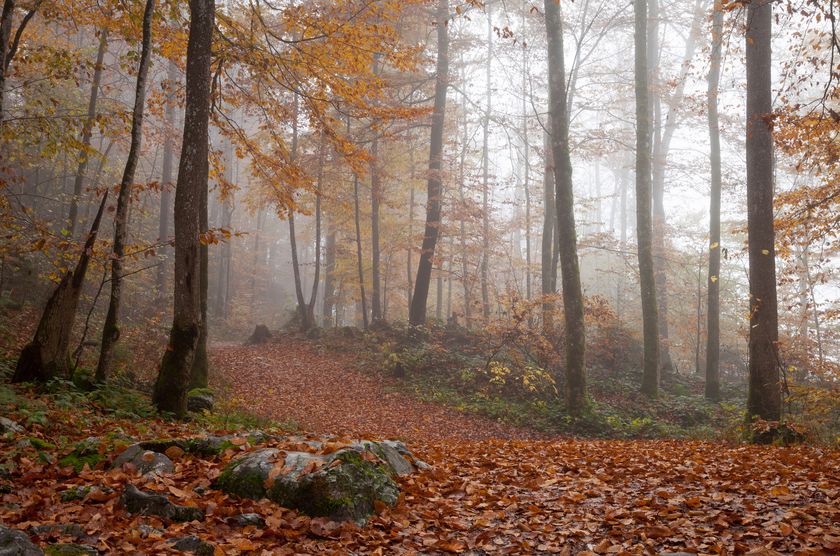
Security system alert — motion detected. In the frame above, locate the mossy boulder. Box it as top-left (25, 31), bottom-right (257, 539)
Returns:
top-left (111, 445), bottom-right (173, 476)
top-left (215, 447), bottom-right (399, 524)
top-left (120, 484), bottom-right (204, 523)
top-left (0, 525), bottom-right (43, 555)
top-left (0, 417), bottom-right (23, 436)
top-left (186, 389), bottom-right (214, 413)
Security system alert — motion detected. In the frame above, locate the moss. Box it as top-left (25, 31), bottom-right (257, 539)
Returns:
top-left (60, 486), bottom-right (91, 501)
top-left (45, 544), bottom-right (97, 556)
top-left (187, 388), bottom-right (215, 398)
top-left (214, 458), bottom-right (267, 499)
top-left (27, 437), bottom-right (56, 450)
top-left (58, 452), bottom-right (104, 472)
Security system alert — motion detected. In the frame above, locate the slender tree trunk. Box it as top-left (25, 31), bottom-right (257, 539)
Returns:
top-left (542, 130), bottom-right (556, 331)
top-left (251, 209), bottom-right (263, 312)
top-left (287, 95), bottom-right (314, 331)
top-left (407, 147), bottom-right (415, 314)
top-left (307, 133), bottom-right (324, 325)
top-left (458, 71), bottom-right (471, 327)
top-left (545, 0), bottom-right (587, 415)
top-left (522, 19), bottom-right (532, 302)
top-left (190, 135), bottom-right (210, 390)
top-left (745, 0), bottom-right (780, 430)
top-left (353, 172), bottom-right (369, 330)
top-left (323, 219), bottom-right (337, 326)
top-left (635, 0), bottom-right (660, 397)
top-left (616, 163), bottom-right (628, 322)
top-left (370, 134), bottom-right (382, 322)
top-left (13, 193), bottom-right (109, 383)
top-left (213, 139), bottom-right (234, 319)
top-left (409, 0), bottom-right (449, 326)
top-left (156, 60), bottom-right (179, 299)
top-left (0, 0), bottom-right (15, 123)
top-left (480, 4), bottom-right (492, 322)
top-left (153, 0), bottom-right (214, 417)
top-left (705, 0), bottom-right (723, 401)
top-left (67, 30), bottom-right (108, 238)
top-left (695, 258), bottom-right (703, 375)
top-left (95, 0), bottom-right (156, 383)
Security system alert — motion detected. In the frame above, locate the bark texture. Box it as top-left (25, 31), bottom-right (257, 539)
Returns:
top-left (153, 0), bottom-right (214, 417)
top-left (409, 0), bottom-right (449, 326)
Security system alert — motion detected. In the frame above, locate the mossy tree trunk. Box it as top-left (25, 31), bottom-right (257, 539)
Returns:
top-left (154, 0), bottom-right (214, 417)
top-left (13, 193), bottom-right (109, 383)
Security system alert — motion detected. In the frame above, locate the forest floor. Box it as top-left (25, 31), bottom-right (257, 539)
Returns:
top-left (0, 335), bottom-right (839, 554)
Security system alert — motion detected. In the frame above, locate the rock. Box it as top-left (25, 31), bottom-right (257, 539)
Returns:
top-left (168, 536), bottom-right (215, 556)
top-left (57, 438), bottom-right (104, 473)
top-left (0, 418), bottom-right (23, 436)
top-left (246, 325), bottom-right (272, 345)
top-left (349, 440), bottom-right (427, 477)
top-left (0, 525), bottom-right (43, 555)
top-left (229, 513), bottom-right (265, 528)
top-left (136, 525), bottom-right (162, 539)
top-left (29, 524), bottom-right (85, 540)
top-left (120, 484), bottom-right (204, 523)
top-left (215, 447), bottom-right (399, 524)
top-left (43, 544), bottom-right (97, 556)
top-left (187, 391), bottom-right (214, 413)
top-left (112, 445), bottom-right (174, 476)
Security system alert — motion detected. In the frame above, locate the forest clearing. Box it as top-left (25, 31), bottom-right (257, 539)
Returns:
top-left (1, 0), bottom-right (839, 553)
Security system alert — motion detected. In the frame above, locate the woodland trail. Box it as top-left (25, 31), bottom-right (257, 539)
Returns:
top-left (211, 336), bottom-right (543, 444)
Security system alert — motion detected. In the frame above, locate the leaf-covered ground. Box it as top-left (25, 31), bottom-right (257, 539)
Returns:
top-left (0, 338), bottom-right (838, 554)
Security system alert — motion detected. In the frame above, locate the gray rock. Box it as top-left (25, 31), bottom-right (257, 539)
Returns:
top-left (215, 447), bottom-right (399, 524)
top-left (168, 535), bottom-right (215, 556)
top-left (112, 445), bottom-right (174, 476)
top-left (349, 440), bottom-right (425, 477)
top-left (0, 418), bottom-right (23, 436)
top-left (42, 544), bottom-right (97, 556)
top-left (187, 394), bottom-right (214, 413)
top-left (120, 484), bottom-right (204, 523)
top-left (29, 524), bottom-right (85, 540)
top-left (230, 513), bottom-right (265, 528)
top-left (0, 525), bottom-right (43, 555)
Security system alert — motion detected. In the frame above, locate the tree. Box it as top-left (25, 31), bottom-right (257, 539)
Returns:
top-left (704, 0), bottom-right (723, 402)
top-left (153, 0), bottom-right (214, 417)
top-left (12, 192), bottom-right (108, 383)
top-left (67, 30), bottom-right (108, 238)
top-left (95, 0), bottom-right (156, 383)
top-left (156, 60), bottom-right (179, 299)
top-left (544, 0), bottom-right (587, 415)
top-left (634, 0), bottom-right (660, 397)
top-left (745, 0), bottom-right (781, 430)
top-left (0, 0), bottom-right (43, 123)
top-left (409, 0), bottom-right (449, 326)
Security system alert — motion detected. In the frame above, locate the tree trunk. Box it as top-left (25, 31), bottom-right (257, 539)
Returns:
top-left (635, 0), bottom-right (660, 397)
top-left (307, 133), bottom-right (324, 326)
top-left (156, 60), bottom-right (179, 299)
top-left (0, 0), bottom-right (40, 122)
top-left (153, 0), bottom-right (214, 418)
top-left (745, 0), bottom-right (781, 430)
top-left (95, 0), bottom-right (155, 383)
top-left (322, 219), bottom-right (337, 326)
top-left (370, 134), bottom-right (382, 322)
top-left (13, 193), bottom-right (109, 383)
top-left (353, 171), bottom-right (369, 330)
top-left (409, 0), bottom-right (449, 326)
top-left (67, 30), bottom-right (108, 238)
top-left (541, 129), bottom-right (556, 331)
top-left (704, 0), bottom-right (723, 401)
top-left (480, 3), bottom-right (492, 322)
top-left (287, 94), bottom-right (315, 331)
top-left (544, 0), bottom-right (587, 416)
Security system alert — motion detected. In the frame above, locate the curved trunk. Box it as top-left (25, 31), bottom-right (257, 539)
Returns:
top-left (96, 0), bottom-right (156, 383)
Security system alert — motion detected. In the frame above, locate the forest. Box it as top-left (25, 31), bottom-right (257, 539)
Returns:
top-left (0, 0), bottom-right (838, 554)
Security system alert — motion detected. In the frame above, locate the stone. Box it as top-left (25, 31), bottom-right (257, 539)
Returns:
top-left (167, 536), bottom-right (215, 556)
top-left (112, 445), bottom-right (174, 476)
top-left (120, 484), bottom-right (204, 523)
top-left (215, 447), bottom-right (399, 524)
top-left (246, 325), bottom-right (272, 345)
top-left (0, 418), bottom-right (23, 436)
top-left (43, 544), bottom-right (97, 556)
top-left (0, 525), bottom-right (43, 555)
top-left (29, 524), bottom-right (85, 540)
top-left (187, 393), bottom-right (214, 413)
top-left (349, 440), bottom-right (426, 477)
top-left (229, 513), bottom-right (265, 528)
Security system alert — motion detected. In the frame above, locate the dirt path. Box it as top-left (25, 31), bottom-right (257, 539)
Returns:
top-left (211, 337), bottom-right (542, 443)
